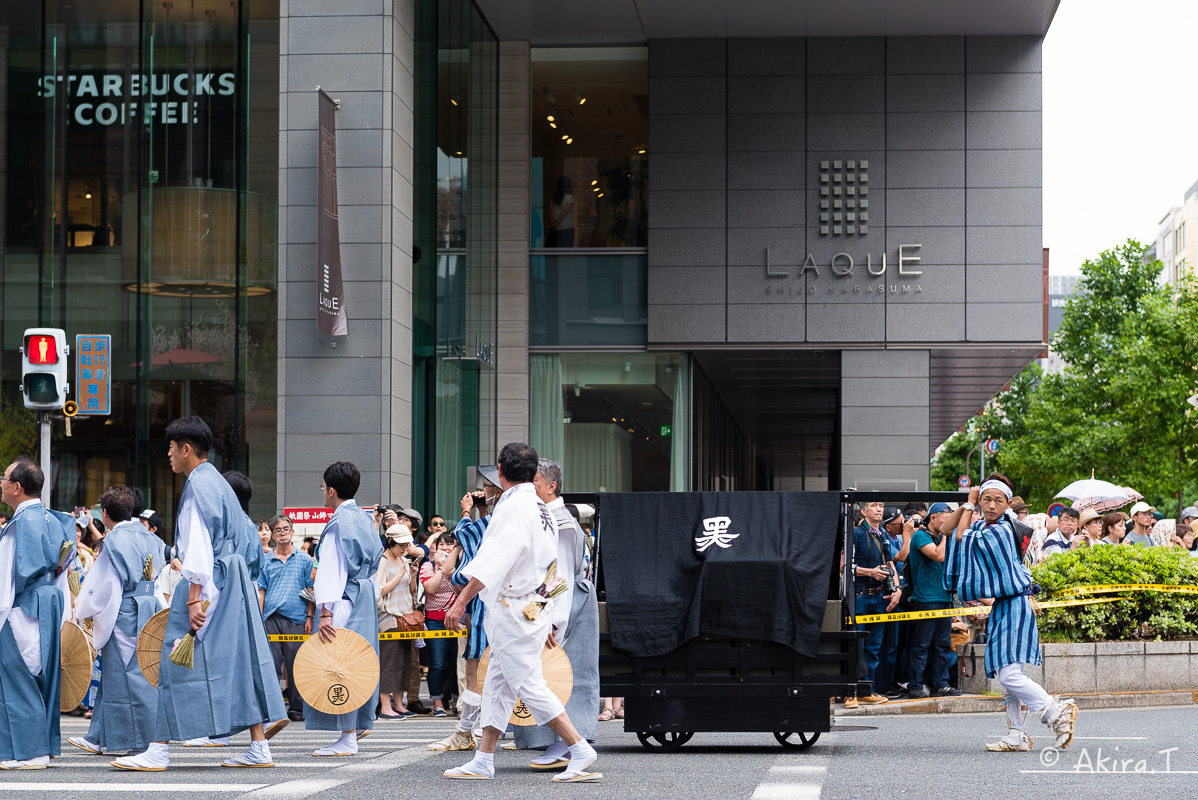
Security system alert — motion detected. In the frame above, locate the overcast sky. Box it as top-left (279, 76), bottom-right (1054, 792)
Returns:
top-left (1043, 0), bottom-right (1198, 275)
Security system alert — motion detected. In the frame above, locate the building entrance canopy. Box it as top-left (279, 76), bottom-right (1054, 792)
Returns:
top-left (476, 0), bottom-right (1060, 43)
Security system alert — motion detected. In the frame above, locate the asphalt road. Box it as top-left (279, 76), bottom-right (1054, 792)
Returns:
top-left (7, 705), bottom-right (1197, 799)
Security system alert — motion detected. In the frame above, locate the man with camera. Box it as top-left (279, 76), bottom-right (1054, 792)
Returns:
top-left (903, 502), bottom-right (961, 698)
top-left (850, 501), bottom-right (902, 707)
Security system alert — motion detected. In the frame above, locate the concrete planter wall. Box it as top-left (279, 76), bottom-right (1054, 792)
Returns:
top-left (958, 641), bottom-right (1198, 695)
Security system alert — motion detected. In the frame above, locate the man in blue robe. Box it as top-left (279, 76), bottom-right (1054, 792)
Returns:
top-left (70, 484), bottom-right (164, 755)
top-left (0, 458), bottom-right (73, 770)
top-left (179, 469), bottom-right (273, 749)
top-left (516, 459), bottom-right (599, 769)
top-left (112, 416), bottom-right (287, 771)
top-left (307, 461), bottom-right (383, 757)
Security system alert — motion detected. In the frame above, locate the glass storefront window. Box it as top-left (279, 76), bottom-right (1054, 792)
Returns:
top-left (413, 0), bottom-right (497, 522)
top-left (530, 353), bottom-right (688, 492)
top-left (0, 0), bottom-right (278, 528)
top-left (530, 252), bottom-right (646, 347)
top-left (530, 48), bottom-right (647, 248)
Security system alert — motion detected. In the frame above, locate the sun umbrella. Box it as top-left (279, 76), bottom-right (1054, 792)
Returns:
top-left (1056, 476), bottom-right (1137, 514)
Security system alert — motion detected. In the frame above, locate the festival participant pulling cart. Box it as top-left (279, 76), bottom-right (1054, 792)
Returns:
top-left (574, 489), bottom-right (965, 751)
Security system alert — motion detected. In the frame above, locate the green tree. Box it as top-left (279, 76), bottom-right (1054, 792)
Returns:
top-left (930, 365), bottom-right (1040, 491)
top-left (999, 241), bottom-right (1198, 513)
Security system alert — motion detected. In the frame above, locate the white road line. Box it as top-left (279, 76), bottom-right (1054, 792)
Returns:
top-left (751, 754), bottom-right (827, 800)
top-left (47, 762), bottom-right (350, 769)
top-left (1021, 770), bottom-right (1198, 775)
top-left (0, 783), bottom-right (266, 792)
top-left (768, 765), bottom-right (828, 776)
top-left (751, 784), bottom-right (823, 800)
top-left (330, 742), bottom-right (437, 773)
top-left (240, 778), bottom-right (348, 799)
top-left (1073, 737), bottom-right (1149, 740)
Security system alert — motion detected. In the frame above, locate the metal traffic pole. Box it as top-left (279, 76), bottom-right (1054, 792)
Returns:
top-left (39, 411), bottom-right (51, 505)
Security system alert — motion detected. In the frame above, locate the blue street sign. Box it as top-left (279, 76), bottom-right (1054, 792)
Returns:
top-left (75, 334), bottom-right (112, 415)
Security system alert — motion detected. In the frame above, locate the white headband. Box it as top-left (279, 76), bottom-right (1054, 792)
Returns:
top-left (979, 480), bottom-right (1013, 500)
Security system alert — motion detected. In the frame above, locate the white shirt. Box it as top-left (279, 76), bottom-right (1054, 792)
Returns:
top-left (0, 498), bottom-right (62, 674)
top-left (176, 491), bottom-right (219, 639)
top-left (462, 483), bottom-right (559, 608)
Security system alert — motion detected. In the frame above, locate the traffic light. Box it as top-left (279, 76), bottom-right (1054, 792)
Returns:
top-left (21, 328), bottom-right (69, 410)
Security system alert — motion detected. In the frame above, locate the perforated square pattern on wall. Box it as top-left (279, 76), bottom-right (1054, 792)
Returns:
top-left (818, 159), bottom-right (869, 237)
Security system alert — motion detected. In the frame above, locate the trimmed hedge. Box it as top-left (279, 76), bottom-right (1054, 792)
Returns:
top-left (1031, 545), bottom-right (1198, 642)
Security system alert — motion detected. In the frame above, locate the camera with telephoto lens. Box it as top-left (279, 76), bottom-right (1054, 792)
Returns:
top-left (877, 565), bottom-right (899, 594)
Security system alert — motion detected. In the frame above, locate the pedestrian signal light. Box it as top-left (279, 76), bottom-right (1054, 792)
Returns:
top-left (20, 328), bottom-right (69, 410)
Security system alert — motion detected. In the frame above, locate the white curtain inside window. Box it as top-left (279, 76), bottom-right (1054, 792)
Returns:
top-left (564, 423), bottom-right (632, 492)
top-left (529, 354), bottom-right (565, 464)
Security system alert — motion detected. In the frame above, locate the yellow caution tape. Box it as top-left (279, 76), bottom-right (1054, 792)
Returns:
top-left (1051, 583), bottom-right (1198, 598)
top-left (851, 596), bottom-right (1123, 625)
top-left (265, 629), bottom-right (466, 643)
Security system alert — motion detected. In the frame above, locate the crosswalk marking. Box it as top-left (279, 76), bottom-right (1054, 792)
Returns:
top-left (750, 755), bottom-right (828, 800)
top-left (240, 779), bottom-right (348, 799)
top-left (0, 783), bottom-right (267, 793)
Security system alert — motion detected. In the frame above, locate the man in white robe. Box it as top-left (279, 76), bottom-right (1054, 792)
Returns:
top-left (443, 443), bottom-right (600, 783)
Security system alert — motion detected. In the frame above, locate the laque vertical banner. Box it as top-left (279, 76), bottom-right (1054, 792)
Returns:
top-left (317, 89), bottom-right (348, 335)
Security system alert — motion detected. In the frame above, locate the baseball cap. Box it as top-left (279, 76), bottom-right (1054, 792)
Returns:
top-left (385, 524), bottom-right (414, 545)
top-left (476, 464), bottom-right (501, 487)
top-left (1181, 506), bottom-right (1198, 521)
top-left (139, 509), bottom-right (156, 521)
top-left (927, 502), bottom-right (951, 515)
top-left (1129, 501), bottom-right (1156, 516)
top-left (881, 505), bottom-right (903, 527)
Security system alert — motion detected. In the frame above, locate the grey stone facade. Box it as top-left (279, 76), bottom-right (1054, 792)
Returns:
top-left (646, 36), bottom-right (1044, 489)
top-left (277, 0), bottom-right (415, 507)
top-left (647, 36), bottom-right (1043, 348)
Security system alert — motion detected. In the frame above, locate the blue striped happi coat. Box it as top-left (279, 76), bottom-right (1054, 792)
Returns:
top-left (944, 516), bottom-right (1041, 677)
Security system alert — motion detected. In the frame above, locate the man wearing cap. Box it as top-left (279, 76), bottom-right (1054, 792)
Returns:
top-left (258, 515), bottom-right (316, 722)
top-left (305, 461), bottom-right (384, 756)
top-left (428, 467), bottom-right (500, 752)
top-left (0, 458), bottom-right (74, 770)
top-left (443, 443), bottom-right (600, 783)
top-left (1181, 506), bottom-right (1198, 529)
top-left (903, 502), bottom-right (960, 698)
top-left (848, 501), bottom-right (902, 707)
top-left (70, 485), bottom-right (165, 755)
top-left (1125, 502), bottom-right (1158, 546)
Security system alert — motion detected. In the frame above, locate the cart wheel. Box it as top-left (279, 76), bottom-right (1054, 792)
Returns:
top-left (636, 731), bottom-right (694, 751)
top-left (774, 731), bottom-right (820, 750)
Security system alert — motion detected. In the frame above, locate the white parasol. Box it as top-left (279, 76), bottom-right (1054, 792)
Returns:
top-left (1056, 475), bottom-right (1139, 514)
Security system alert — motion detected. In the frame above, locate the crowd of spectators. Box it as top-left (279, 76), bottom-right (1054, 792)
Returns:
top-left (846, 494), bottom-right (1198, 707)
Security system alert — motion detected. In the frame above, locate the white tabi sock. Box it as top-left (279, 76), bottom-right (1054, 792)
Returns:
top-left (564, 740), bottom-right (597, 773)
top-left (313, 731), bottom-right (357, 756)
top-left (251, 740), bottom-right (271, 759)
top-left (114, 742), bottom-right (170, 770)
top-left (470, 751), bottom-right (495, 772)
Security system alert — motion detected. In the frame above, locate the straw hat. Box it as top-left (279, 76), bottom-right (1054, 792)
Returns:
top-left (477, 645), bottom-right (573, 726)
top-left (137, 608), bottom-right (171, 688)
top-left (60, 620), bottom-right (96, 712)
top-left (293, 629), bottom-right (380, 715)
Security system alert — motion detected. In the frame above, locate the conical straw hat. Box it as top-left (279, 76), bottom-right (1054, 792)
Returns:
top-left (477, 645), bottom-right (573, 726)
top-left (293, 629), bottom-right (380, 715)
top-left (60, 620), bottom-right (96, 712)
top-left (137, 608), bottom-right (171, 688)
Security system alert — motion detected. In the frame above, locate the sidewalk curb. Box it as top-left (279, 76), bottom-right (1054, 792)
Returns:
top-left (834, 690), bottom-right (1198, 716)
